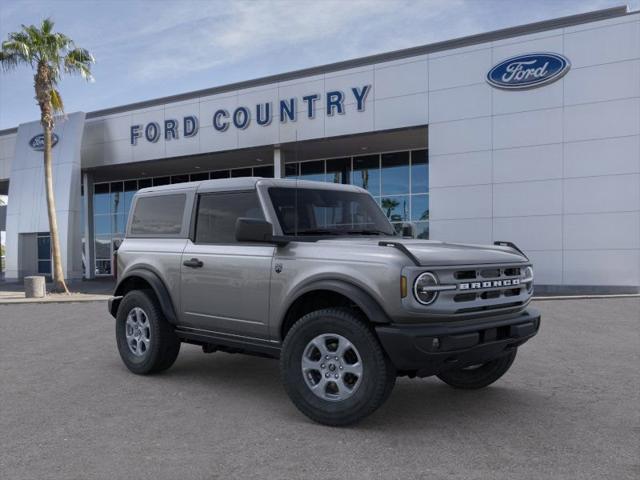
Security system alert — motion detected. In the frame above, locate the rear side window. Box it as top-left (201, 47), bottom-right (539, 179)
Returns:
top-left (195, 191), bottom-right (264, 244)
top-left (130, 194), bottom-right (186, 235)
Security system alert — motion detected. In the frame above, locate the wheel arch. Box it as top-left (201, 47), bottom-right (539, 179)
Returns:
top-left (279, 279), bottom-right (391, 341)
top-left (110, 269), bottom-right (177, 324)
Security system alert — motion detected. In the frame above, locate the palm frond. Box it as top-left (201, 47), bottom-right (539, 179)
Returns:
top-left (64, 47), bottom-right (94, 81)
top-left (0, 51), bottom-right (20, 70)
top-left (41, 17), bottom-right (54, 35)
top-left (50, 88), bottom-right (64, 113)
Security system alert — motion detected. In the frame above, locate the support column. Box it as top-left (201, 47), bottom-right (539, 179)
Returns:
top-left (273, 147), bottom-right (285, 179)
top-left (82, 172), bottom-right (95, 279)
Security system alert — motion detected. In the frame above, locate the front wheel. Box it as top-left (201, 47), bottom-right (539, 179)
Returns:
top-left (280, 308), bottom-right (396, 426)
top-left (436, 349), bottom-right (517, 389)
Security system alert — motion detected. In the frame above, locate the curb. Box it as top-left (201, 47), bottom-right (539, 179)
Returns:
top-left (0, 295), bottom-right (111, 305)
top-left (533, 294), bottom-right (640, 301)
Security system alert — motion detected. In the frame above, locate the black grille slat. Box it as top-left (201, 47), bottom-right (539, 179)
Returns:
top-left (455, 270), bottom-right (476, 280)
top-left (454, 293), bottom-right (476, 302)
top-left (480, 269), bottom-right (500, 278)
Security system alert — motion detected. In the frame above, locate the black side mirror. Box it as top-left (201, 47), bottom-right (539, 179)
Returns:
top-left (236, 217), bottom-right (290, 245)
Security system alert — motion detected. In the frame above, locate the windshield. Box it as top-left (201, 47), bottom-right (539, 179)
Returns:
top-left (268, 187), bottom-right (396, 236)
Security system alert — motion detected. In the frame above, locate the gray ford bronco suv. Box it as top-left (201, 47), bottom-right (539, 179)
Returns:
top-left (109, 177), bottom-right (540, 426)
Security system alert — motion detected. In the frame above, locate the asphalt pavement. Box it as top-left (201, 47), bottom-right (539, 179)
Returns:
top-left (0, 298), bottom-right (638, 479)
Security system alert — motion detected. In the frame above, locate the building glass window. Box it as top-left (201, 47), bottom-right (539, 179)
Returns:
top-left (231, 168), bottom-right (252, 178)
top-left (138, 178), bottom-right (152, 189)
top-left (381, 151), bottom-right (410, 195)
top-left (211, 170), bottom-right (230, 179)
top-left (300, 160), bottom-right (325, 182)
top-left (95, 259), bottom-right (111, 275)
top-left (285, 163), bottom-right (299, 178)
top-left (253, 165), bottom-right (274, 178)
top-left (326, 158), bottom-right (350, 184)
top-left (351, 155), bottom-right (380, 197)
top-left (189, 172), bottom-right (209, 181)
top-left (123, 181), bottom-right (137, 217)
top-left (411, 194), bottom-right (429, 222)
top-left (93, 183), bottom-right (110, 215)
top-left (411, 149), bottom-right (428, 193)
top-left (380, 195), bottom-right (409, 223)
top-left (171, 175), bottom-right (190, 184)
top-left (414, 222), bottom-right (429, 239)
top-left (153, 176), bottom-right (170, 186)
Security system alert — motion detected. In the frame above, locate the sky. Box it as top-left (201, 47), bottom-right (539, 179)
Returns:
top-left (0, 0), bottom-right (636, 130)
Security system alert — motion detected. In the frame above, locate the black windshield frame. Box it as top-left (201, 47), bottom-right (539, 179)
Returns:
top-left (268, 187), bottom-right (395, 237)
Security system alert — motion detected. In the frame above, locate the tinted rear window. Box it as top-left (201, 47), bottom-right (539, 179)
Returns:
top-left (130, 194), bottom-right (186, 235)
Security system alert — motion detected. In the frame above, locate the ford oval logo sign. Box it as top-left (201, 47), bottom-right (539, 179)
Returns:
top-left (487, 53), bottom-right (570, 90)
top-left (29, 133), bottom-right (59, 151)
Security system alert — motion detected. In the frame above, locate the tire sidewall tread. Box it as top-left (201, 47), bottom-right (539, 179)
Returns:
top-left (436, 349), bottom-right (517, 390)
top-left (115, 289), bottom-right (180, 375)
top-left (280, 307), bottom-right (395, 426)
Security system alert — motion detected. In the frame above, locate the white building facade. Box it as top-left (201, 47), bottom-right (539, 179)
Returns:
top-left (0, 6), bottom-right (638, 293)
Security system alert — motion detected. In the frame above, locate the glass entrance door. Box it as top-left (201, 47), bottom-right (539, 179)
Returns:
top-left (37, 232), bottom-right (51, 276)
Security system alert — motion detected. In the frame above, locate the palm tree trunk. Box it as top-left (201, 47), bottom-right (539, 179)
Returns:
top-left (43, 123), bottom-right (69, 294)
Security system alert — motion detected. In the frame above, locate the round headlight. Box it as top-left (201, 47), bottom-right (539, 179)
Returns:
top-left (414, 272), bottom-right (439, 305)
top-left (524, 266), bottom-right (534, 293)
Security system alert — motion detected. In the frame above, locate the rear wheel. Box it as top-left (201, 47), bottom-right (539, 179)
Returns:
top-left (115, 290), bottom-right (180, 375)
top-left (280, 308), bottom-right (395, 426)
top-left (436, 349), bottom-right (517, 389)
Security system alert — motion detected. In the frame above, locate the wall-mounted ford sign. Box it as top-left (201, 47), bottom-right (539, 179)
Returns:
top-left (487, 53), bottom-right (570, 90)
top-left (29, 133), bottom-right (59, 151)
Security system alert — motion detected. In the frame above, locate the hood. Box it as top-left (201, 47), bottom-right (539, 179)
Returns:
top-left (315, 237), bottom-right (528, 266)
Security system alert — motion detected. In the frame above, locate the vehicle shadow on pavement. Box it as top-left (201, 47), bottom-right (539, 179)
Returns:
top-left (146, 345), bottom-right (553, 430)
top-left (368, 380), bottom-right (550, 430)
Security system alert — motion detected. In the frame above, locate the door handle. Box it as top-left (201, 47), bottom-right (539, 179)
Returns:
top-left (183, 258), bottom-right (204, 268)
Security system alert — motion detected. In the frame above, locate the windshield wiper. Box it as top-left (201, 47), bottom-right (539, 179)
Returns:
top-left (346, 229), bottom-right (394, 236)
top-left (294, 228), bottom-right (344, 236)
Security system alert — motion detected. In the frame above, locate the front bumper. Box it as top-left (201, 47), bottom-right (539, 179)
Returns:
top-left (375, 308), bottom-right (541, 377)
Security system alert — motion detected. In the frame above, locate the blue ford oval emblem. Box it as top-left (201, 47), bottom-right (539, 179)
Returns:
top-left (487, 53), bottom-right (570, 90)
top-left (29, 133), bottom-right (59, 151)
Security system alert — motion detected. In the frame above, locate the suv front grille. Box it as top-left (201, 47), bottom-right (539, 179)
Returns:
top-left (412, 263), bottom-right (533, 316)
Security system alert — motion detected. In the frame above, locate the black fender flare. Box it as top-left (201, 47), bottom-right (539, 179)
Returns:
top-left (109, 269), bottom-right (177, 324)
top-left (283, 279), bottom-right (392, 326)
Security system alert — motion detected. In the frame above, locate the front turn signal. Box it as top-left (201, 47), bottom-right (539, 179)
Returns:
top-left (400, 275), bottom-right (408, 298)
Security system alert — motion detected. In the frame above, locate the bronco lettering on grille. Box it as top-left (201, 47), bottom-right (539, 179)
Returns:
top-left (459, 279), bottom-right (521, 290)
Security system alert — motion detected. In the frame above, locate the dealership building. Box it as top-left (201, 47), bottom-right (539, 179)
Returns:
top-left (0, 5), bottom-right (639, 293)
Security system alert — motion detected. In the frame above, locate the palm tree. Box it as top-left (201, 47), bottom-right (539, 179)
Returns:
top-left (0, 18), bottom-right (94, 293)
top-left (381, 198), bottom-right (400, 219)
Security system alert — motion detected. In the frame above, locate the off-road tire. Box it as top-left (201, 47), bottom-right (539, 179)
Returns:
top-left (280, 308), bottom-right (396, 426)
top-left (436, 349), bottom-right (517, 389)
top-left (116, 289), bottom-right (180, 375)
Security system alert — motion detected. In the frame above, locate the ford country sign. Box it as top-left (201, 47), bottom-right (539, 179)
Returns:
top-left (487, 53), bottom-right (570, 90)
top-left (29, 133), bottom-right (59, 151)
